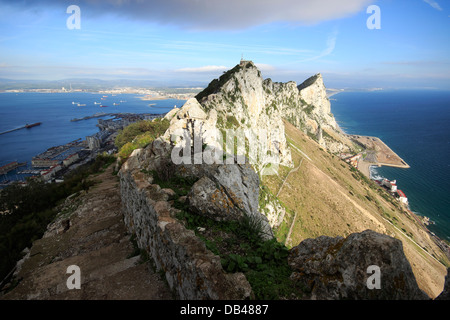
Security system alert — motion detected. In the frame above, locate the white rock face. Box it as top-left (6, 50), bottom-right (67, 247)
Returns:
top-left (197, 62), bottom-right (294, 171)
top-left (162, 97), bottom-right (220, 152)
top-left (298, 73), bottom-right (337, 130)
top-left (186, 162), bottom-right (274, 241)
top-left (163, 106), bottom-right (180, 121)
top-left (161, 62), bottom-right (351, 229)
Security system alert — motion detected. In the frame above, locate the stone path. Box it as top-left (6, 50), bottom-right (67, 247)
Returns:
top-left (1, 166), bottom-right (173, 300)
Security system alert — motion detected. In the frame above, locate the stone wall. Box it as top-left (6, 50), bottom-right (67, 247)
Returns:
top-left (118, 149), bottom-right (252, 300)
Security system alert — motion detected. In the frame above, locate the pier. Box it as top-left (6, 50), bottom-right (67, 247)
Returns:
top-left (347, 134), bottom-right (410, 178)
top-left (0, 122), bottom-right (42, 136)
top-left (70, 112), bottom-right (111, 122)
top-left (0, 162), bottom-right (27, 175)
top-left (0, 125), bottom-right (27, 136)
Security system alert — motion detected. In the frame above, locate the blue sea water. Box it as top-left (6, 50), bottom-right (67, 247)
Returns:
top-left (331, 90), bottom-right (450, 241)
top-left (0, 92), bottom-right (183, 181)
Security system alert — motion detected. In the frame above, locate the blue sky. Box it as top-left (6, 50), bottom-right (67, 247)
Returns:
top-left (0, 0), bottom-right (449, 89)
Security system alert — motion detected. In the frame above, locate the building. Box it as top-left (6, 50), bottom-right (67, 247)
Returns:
top-left (346, 154), bottom-right (361, 168)
top-left (86, 131), bottom-right (110, 150)
top-left (381, 179), bottom-right (397, 192)
top-left (32, 158), bottom-right (60, 168)
top-left (396, 190), bottom-right (408, 204)
top-left (239, 57), bottom-right (252, 67)
top-left (41, 165), bottom-right (62, 181)
top-left (63, 153), bottom-right (79, 167)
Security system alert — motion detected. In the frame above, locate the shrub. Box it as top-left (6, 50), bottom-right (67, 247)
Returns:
top-left (115, 118), bottom-right (169, 159)
top-left (0, 154), bottom-right (116, 284)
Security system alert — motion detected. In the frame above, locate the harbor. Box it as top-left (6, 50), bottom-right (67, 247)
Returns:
top-left (0, 112), bottom-right (165, 187)
top-left (346, 134), bottom-right (410, 179)
top-left (340, 135), bottom-right (450, 259)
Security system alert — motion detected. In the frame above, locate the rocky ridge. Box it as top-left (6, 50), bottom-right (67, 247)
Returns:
top-left (3, 62), bottom-right (449, 301)
top-left (116, 67), bottom-right (449, 298)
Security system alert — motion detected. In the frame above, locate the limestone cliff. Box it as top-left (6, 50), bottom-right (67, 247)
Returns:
top-left (196, 61), bottom-right (351, 157)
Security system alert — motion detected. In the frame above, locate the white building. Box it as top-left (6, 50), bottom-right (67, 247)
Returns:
top-left (397, 190), bottom-right (408, 204)
top-left (41, 165), bottom-right (62, 181)
top-left (381, 179), bottom-right (397, 192)
top-left (63, 153), bottom-right (79, 166)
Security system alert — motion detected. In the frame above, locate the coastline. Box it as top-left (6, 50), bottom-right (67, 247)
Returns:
top-left (330, 91), bottom-right (450, 266)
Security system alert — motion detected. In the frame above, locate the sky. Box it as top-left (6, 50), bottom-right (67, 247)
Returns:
top-left (0, 0), bottom-right (449, 89)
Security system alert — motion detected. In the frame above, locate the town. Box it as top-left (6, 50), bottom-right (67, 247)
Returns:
top-left (0, 113), bottom-right (162, 187)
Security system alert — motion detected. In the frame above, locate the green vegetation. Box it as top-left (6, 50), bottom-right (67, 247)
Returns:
top-left (141, 165), bottom-right (301, 299)
top-left (226, 115), bottom-right (240, 128)
top-left (195, 64), bottom-right (242, 104)
top-left (0, 154), bottom-right (116, 284)
top-left (115, 118), bottom-right (169, 159)
top-left (172, 195), bottom-right (301, 299)
top-left (303, 104), bottom-right (315, 115)
top-left (176, 208), bottom-right (300, 299)
top-left (150, 169), bottom-right (199, 198)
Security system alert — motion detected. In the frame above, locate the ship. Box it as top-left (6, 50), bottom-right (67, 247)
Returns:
top-left (25, 122), bottom-right (42, 129)
top-left (94, 102), bottom-right (101, 104)
top-left (113, 103), bottom-right (120, 106)
top-left (77, 103), bottom-right (86, 107)
top-left (100, 105), bottom-right (108, 108)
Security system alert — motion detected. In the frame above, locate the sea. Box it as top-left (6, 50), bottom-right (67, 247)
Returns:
top-left (331, 90), bottom-right (450, 242)
top-left (1, 90), bottom-right (449, 242)
top-left (0, 92), bottom-right (183, 182)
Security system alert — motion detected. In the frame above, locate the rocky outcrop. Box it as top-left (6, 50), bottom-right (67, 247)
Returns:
top-left (195, 62), bottom-right (350, 159)
top-left (436, 268), bottom-right (450, 300)
top-left (196, 62), bottom-right (294, 171)
top-left (288, 230), bottom-right (429, 300)
top-left (298, 73), bottom-right (335, 128)
top-left (190, 62), bottom-right (352, 227)
top-left (119, 143), bottom-right (254, 299)
top-left (185, 162), bottom-right (274, 241)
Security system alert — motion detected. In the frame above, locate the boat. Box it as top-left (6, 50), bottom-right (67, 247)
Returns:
top-left (25, 122), bottom-right (42, 129)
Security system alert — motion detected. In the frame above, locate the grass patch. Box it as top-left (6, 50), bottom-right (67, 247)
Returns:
top-left (174, 202), bottom-right (302, 299)
top-left (115, 118), bottom-right (169, 160)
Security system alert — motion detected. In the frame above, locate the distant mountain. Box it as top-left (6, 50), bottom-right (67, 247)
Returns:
top-left (0, 78), bottom-right (207, 91)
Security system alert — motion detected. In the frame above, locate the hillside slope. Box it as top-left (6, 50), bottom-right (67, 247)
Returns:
top-left (264, 120), bottom-right (448, 298)
top-left (1, 166), bottom-right (172, 300)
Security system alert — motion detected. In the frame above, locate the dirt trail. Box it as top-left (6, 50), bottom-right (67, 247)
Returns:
top-left (2, 166), bottom-right (172, 300)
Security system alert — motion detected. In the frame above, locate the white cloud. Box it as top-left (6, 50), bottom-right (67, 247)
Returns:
top-left (175, 65), bottom-right (228, 73)
top-left (290, 30), bottom-right (338, 63)
top-left (255, 63), bottom-right (276, 72)
top-left (6, 0), bottom-right (374, 30)
top-left (423, 0), bottom-right (443, 11)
